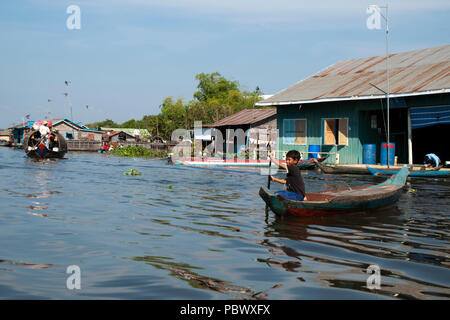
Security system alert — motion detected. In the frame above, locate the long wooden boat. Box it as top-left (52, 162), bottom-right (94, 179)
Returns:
top-left (367, 166), bottom-right (450, 178)
top-left (0, 141), bottom-right (11, 147)
top-left (24, 130), bottom-right (67, 159)
top-left (316, 162), bottom-right (370, 175)
top-left (174, 157), bottom-right (327, 169)
top-left (259, 165), bottom-right (408, 217)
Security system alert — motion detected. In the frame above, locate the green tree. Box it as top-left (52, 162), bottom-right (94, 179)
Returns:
top-left (87, 72), bottom-right (263, 140)
top-left (193, 72), bottom-right (239, 102)
top-left (86, 119), bottom-right (119, 129)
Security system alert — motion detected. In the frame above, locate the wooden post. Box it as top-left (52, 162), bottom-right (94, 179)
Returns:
top-left (407, 108), bottom-right (413, 165)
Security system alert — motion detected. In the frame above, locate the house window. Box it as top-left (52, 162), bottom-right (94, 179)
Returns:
top-left (283, 119), bottom-right (306, 145)
top-left (323, 118), bottom-right (348, 146)
top-left (66, 132), bottom-right (74, 139)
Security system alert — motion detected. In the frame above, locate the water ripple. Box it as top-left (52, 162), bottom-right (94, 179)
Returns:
top-left (0, 148), bottom-right (449, 299)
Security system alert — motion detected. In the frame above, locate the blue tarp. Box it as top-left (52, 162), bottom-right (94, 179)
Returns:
top-left (410, 105), bottom-right (450, 129)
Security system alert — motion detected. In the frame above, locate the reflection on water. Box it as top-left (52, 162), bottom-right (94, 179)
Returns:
top-left (0, 148), bottom-right (449, 299)
top-left (265, 207), bottom-right (450, 299)
top-left (130, 255), bottom-right (267, 300)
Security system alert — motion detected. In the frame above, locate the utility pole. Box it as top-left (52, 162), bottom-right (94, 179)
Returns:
top-left (64, 80), bottom-right (73, 121)
top-left (368, 4), bottom-right (390, 167)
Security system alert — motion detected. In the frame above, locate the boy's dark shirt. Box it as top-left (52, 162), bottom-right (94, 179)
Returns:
top-left (286, 164), bottom-right (305, 197)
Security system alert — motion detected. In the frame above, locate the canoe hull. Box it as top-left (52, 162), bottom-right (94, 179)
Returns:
top-left (175, 158), bottom-right (318, 169)
top-left (26, 148), bottom-right (66, 159)
top-left (317, 162), bottom-right (370, 175)
top-left (260, 166), bottom-right (408, 217)
top-left (259, 187), bottom-right (403, 216)
top-left (368, 167), bottom-right (450, 178)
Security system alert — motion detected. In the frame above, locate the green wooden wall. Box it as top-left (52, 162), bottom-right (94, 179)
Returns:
top-left (277, 102), bottom-right (362, 164)
top-left (275, 94), bottom-right (450, 164)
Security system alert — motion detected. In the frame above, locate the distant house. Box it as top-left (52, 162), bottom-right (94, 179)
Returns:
top-left (256, 44), bottom-right (450, 164)
top-left (203, 108), bottom-right (277, 157)
top-left (0, 129), bottom-right (11, 146)
top-left (8, 119), bottom-right (103, 146)
top-left (109, 131), bottom-right (137, 142)
top-left (52, 119), bottom-right (103, 141)
top-left (100, 128), bottom-right (151, 142)
top-left (8, 121), bottom-right (34, 146)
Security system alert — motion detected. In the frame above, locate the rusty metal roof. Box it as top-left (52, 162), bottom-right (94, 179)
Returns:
top-left (257, 44), bottom-right (450, 106)
top-left (204, 108), bottom-right (276, 127)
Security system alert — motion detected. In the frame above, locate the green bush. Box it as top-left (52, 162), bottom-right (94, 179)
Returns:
top-left (110, 145), bottom-right (166, 158)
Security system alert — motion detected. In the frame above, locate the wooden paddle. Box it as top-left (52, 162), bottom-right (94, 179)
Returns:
top-left (265, 138), bottom-right (272, 221)
top-left (267, 142), bottom-right (272, 190)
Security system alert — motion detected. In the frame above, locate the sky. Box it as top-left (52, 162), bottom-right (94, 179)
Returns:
top-left (0, 0), bottom-right (449, 128)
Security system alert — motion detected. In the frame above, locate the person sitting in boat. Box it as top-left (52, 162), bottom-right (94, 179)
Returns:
top-left (101, 143), bottom-right (109, 152)
top-left (48, 132), bottom-right (58, 150)
top-left (29, 132), bottom-right (40, 147)
top-left (424, 153), bottom-right (442, 168)
top-left (268, 150), bottom-right (306, 201)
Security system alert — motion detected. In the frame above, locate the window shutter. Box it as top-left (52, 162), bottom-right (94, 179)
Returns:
top-left (338, 119), bottom-right (348, 145)
top-left (324, 119), bottom-right (336, 145)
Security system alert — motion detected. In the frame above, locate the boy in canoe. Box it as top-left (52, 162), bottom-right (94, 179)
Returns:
top-left (268, 150), bottom-right (306, 201)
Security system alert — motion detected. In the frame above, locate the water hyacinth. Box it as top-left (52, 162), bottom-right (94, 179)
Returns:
top-left (124, 169), bottom-right (141, 176)
top-left (110, 145), bottom-right (166, 158)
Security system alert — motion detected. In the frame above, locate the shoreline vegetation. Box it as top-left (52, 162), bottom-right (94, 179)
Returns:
top-left (109, 145), bottom-right (166, 158)
top-left (86, 72), bottom-right (264, 140)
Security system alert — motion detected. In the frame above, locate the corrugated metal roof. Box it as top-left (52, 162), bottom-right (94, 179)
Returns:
top-left (204, 108), bottom-right (276, 127)
top-left (8, 122), bottom-right (32, 129)
top-left (101, 128), bottom-right (151, 138)
top-left (109, 130), bottom-right (135, 138)
top-left (257, 44), bottom-right (450, 106)
top-left (54, 119), bottom-right (104, 133)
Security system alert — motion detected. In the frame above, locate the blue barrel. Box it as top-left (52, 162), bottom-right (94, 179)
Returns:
top-left (380, 142), bottom-right (395, 165)
top-left (308, 145), bottom-right (320, 160)
top-left (363, 144), bottom-right (376, 164)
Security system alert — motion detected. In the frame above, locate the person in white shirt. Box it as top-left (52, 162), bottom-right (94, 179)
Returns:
top-left (39, 121), bottom-right (50, 136)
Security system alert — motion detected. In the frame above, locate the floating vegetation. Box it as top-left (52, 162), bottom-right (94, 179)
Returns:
top-left (124, 169), bottom-right (142, 176)
top-left (110, 145), bottom-right (166, 158)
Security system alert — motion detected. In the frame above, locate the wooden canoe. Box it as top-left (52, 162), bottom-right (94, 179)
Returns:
top-left (316, 162), bottom-right (370, 175)
top-left (0, 141), bottom-right (11, 147)
top-left (175, 159), bottom-right (317, 169)
top-left (24, 130), bottom-right (67, 159)
top-left (367, 166), bottom-right (450, 178)
top-left (174, 156), bottom-right (326, 169)
top-left (259, 165), bottom-right (408, 217)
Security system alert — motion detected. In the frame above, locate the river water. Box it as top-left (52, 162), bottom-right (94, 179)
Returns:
top-left (0, 147), bottom-right (449, 299)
